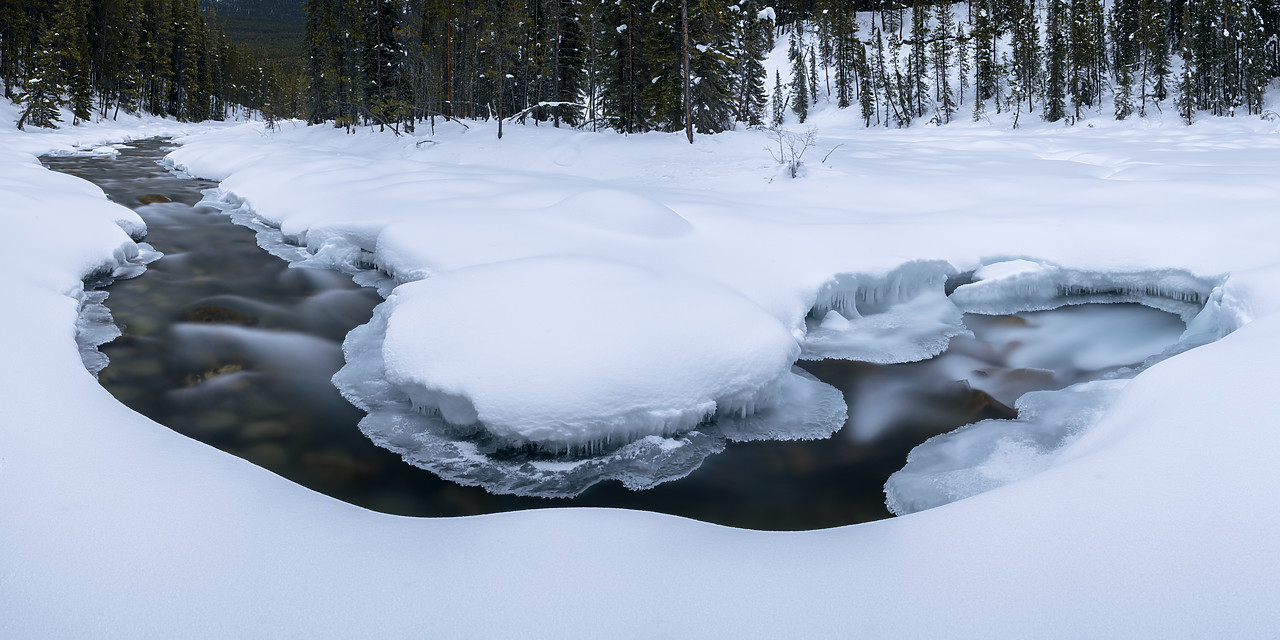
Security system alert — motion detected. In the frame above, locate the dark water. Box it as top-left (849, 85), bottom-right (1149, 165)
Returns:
top-left (45, 140), bottom-right (1187, 531)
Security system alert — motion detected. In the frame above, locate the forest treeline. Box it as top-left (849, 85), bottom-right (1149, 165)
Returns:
top-left (0, 0), bottom-right (300, 128)
top-left (302, 0), bottom-right (1280, 135)
top-left (4, 0), bottom-right (1280, 131)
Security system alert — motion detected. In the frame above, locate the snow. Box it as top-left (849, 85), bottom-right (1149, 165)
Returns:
top-left (374, 257), bottom-right (800, 447)
top-left (6, 83), bottom-right (1280, 636)
top-left (335, 257), bottom-right (844, 496)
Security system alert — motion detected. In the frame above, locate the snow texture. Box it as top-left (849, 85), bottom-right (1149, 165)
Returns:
top-left (7, 87), bottom-right (1280, 638)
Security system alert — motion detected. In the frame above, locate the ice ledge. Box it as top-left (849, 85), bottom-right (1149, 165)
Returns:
top-left (950, 259), bottom-right (1220, 321)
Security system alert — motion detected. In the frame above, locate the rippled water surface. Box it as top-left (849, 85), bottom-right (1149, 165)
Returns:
top-left (45, 140), bottom-right (1188, 530)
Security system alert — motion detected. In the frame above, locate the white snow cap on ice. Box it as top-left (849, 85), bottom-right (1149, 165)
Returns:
top-left (379, 256), bottom-right (801, 450)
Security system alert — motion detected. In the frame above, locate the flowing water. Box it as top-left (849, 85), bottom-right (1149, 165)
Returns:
top-left (45, 139), bottom-right (1189, 530)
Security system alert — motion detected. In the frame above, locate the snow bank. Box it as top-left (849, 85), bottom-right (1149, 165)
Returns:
top-left (165, 117), bottom-right (1274, 496)
top-left (8, 97), bottom-right (1280, 636)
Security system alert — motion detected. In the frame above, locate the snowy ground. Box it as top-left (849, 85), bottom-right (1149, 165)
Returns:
top-left (5, 93), bottom-right (1280, 637)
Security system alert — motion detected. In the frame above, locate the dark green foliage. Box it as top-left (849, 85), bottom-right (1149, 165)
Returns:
top-left (1044, 0), bottom-right (1068, 121)
top-left (971, 0), bottom-right (997, 103)
top-left (789, 31), bottom-right (809, 121)
top-left (732, 0), bottom-right (770, 125)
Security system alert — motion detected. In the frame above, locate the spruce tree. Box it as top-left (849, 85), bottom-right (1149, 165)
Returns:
top-left (907, 1), bottom-right (929, 118)
top-left (932, 0), bottom-right (957, 122)
top-left (363, 0), bottom-right (404, 131)
top-left (1177, 1), bottom-right (1195, 123)
top-left (832, 5), bottom-right (856, 109)
top-left (808, 43), bottom-right (819, 105)
top-left (63, 0), bottom-right (92, 124)
top-left (955, 22), bottom-right (970, 105)
top-left (790, 33), bottom-right (809, 122)
top-left (16, 19), bottom-right (66, 129)
top-left (771, 68), bottom-right (785, 125)
top-left (1242, 1), bottom-right (1268, 114)
top-left (687, 0), bottom-right (736, 133)
top-left (1009, 0), bottom-right (1038, 114)
top-left (971, 0), bottom-right (997, 102)
top-left (1044, 0), bottom-right (1069, 121)
top-left (732, 0), bottom-right (769, 125)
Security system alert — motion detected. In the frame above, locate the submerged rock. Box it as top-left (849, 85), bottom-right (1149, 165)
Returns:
top-left (186, 305), bottom-right (258, 326)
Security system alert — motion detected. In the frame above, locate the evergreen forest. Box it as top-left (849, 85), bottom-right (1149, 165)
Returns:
top-left (0, 0), bottom-right (302, 128)
top-left (5, 0), bottom-right (1280, 131)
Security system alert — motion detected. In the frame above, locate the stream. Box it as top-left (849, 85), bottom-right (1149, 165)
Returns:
top-left (45, 139), bottom-right (1189, 530)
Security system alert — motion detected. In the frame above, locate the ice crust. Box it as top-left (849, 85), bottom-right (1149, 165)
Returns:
top-left (951, 259), bottom-right (1220, 321)
top-left (801, 261), bottom-right (972, 363)
top-left (885, 380), bottom-right (1126, 515)
top-left (336, 294), bottom-right (846, 497)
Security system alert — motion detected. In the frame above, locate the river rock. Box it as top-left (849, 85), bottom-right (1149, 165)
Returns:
top-left (242, 420), bottom-right (290, 441)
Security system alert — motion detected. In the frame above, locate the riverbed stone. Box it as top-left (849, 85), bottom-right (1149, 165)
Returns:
top-left (242, 420), bottom-right (291, 441)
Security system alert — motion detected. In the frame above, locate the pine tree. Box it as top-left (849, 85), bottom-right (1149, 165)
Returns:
top-left (63, 0), bottom-right (92, 124)
top-left (1135, 0), bottom-right (1170, 113)
top-left (1044, 0), bottom-right (1068, 121)
top-left (932, 0), bottom-right (957, 122)
top-left (1176, 1), bottom-right (1195, 123)
top-left (16, 19), bottom-right (66, 129)
top-left (686, 0), bottom-right (736, 133)
top-left (971, 0), bottom-right (997, 103)
top-left (955, 23), bottom-right (970, 105)
top-left (873, 25), bottom-right (894, 126)
top-left (1114, 53), bottom-right (1135, 118)
top-left (771, 68), bottom-right (785, 125)
top-left (808, 43), bottom-right (819, 105)
top-left (790, 32), bottom-right (808, 121)
top-left (907, 0), bottom-right (929, 118)
top-left (1009, 0), bottom-right (1038, 114)
top-left (1070, 0), bottom-right (1105, 116)
top-left (1242, 0), bottom-right (1268, 114)
top-left (363, 0), bottom-right (404, 130)
top-left (887, 29), bottom-right (910, 125)
top-left (731, 0), bottom-right (769, 125)
top-left (857, 42), bottom-right (874, 126)
top-left (832, 4), bottom-right (855, 109)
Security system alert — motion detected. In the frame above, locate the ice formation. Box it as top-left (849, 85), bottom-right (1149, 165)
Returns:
top-left (75, 242), bottom-right (162, 377)
top-left (950, 259), bottom-right (1220, 321)
top-left (801, 260), bottom-right (971, 363)
top-left (875, 258), bottom-right (1227, 514)
top-left (335, 275), bottom-right (846, 497)
top-left (884, 381), bottom-right (1126, 515)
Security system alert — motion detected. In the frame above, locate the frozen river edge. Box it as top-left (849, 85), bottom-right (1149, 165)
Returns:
top-left (7, 112), bottom-right (1280, 637)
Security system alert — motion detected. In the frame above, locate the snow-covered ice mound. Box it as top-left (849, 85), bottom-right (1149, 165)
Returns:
top-left (335, 256), bottom-right (846, 496)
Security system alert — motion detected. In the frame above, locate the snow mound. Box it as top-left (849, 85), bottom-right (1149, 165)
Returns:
top-left (952, 259), bottom-right (1220, 320)
top-left (885, 380), bottom-right (1126, 515)
top-left (543, 189), bottom-right (694, 239)
top-left (801, 260), bottom-right (971, 363)
top-left (335, 267), bottom-right (845, 496)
